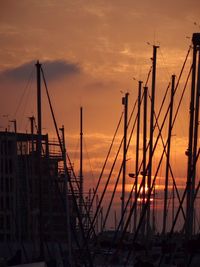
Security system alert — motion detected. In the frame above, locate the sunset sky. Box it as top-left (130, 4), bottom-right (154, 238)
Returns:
top-left (0, 0), bottom-right (200, 231)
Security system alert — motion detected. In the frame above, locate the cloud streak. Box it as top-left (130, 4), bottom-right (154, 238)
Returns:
top-left (0, 59), bottom-right (81, 82)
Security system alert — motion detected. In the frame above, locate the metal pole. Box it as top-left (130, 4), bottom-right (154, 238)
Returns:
top-left (142, 86), bottom-right (148, 236)
top-left (147, 45), bottom-right (159, 236)
top-left (186, 35), bottom-right (198, 239)
top-left (162, 74), bottom-right (175, 235)
top-left (36, 60), bottom-right (42, 142)
top-left (80, 107), bottom-right (83, 221)
top-left (35, 60), bottom-right (44, 259)
top-left (121, 93), bottom-right (129, 231)
top-left (191, 42), bottom-right (200, 236)
top-left (60, 126), bottom-right (72, 266)
top-left (134, 81), bottom-right (142, 232)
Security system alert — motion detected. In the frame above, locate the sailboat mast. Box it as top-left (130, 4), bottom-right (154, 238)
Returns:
top-left (60, 125), bottom-right (72, 266)
top-left (80, 107), bottom-right (83, 218)
top-left (121, 92), bottom-right (129, 231)
top-left (142, 86), bottom-right (148, 236)
top-left (191, 46), bottom-right (200, 235)
top-left (36, 61), bottom-right (42, 139)
top-left (134, 81), bottom-right (142, 232)
top-left (36, 60), bottom-right (44, 259)
top-left (147, 45), bottom-right (158, 235)
top-left (186, 33), bottom-right (199, 239)
top-left (162, 74), bottom-right (175, 235)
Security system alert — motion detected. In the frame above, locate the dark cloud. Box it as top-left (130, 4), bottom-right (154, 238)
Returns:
top-left (0, 60), bottom-right (81, 82)
top-left (85, 80), bottom-right (119, 92)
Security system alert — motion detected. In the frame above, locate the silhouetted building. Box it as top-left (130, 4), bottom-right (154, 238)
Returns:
top-left (0, 131), bottom-right (76, 244)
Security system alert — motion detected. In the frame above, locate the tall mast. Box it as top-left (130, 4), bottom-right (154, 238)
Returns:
top-left (134, 81), bottom-right (142, 232)
top-left (142, 86), bottom-right (148, 236)
top-left (60, 126), bottom-right (72, 266)
top-left (191, 43), bottom-right (200, 235)
top-left (162, 74), bottom-right (175, 235)
top-left (147, 45), bottom-right (159, 236)
top-left (80, 107), bottom-right (83, 219)
top-left (36, 61), bottom-right (42, 141)
top-left (36, 60), bottom-right (44, 259)
top-left (121, 92), bottom-right (129, 231)
top-left (186, 33), bottom-right (200, 239)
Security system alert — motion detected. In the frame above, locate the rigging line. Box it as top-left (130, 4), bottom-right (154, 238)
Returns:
top-left (42, 67), bottom-right (78, 188)
top-left (86, 98), bottom-right (138, 240)
top-left (142, 46), bottom-right (192, 183)
top-left (114, 62), bottom-right (192, 265)
top-left (176, 183), bottom-right (200, 267)
top-left (87, 127), bottom-right (124, 239)
top-left (68, 174), bottom-right (94, 267)
top-left (66, 152), bottom-right (80, 189)
top-left (124, 133), bottom-right (170, 266)
top-left (83, 138), bottom-right (95, 182)
top-left (152, 98), bottom-right (185, 222)
top-left (145, 65), bottom-right (152, 87)
top-left (88, 95), bottom-right (143, 240)
top-left (41, 68), bottom-right (62, 151)
top-left (71, 137), bottom-right (79, 166)
top-left (122, 83), bottom-right (171, 218)
top-left (41, 68), bottom-right (95, 259)
top-left (174, 44), bottom-right (192, 95)
top-left (159, 47), bottom-right (171, 80)
top-left (113, 82), bottom-right (171, 241)
top-left (154, 82), bottom-right (170, 127)
top-left (147, 45), bottom-right (191, 187)
top-left (105, 94), bottom-right (153, 262)
top-left (158, 165), bottom-right (200, 266)
top-left (171, 66), bottom-right (192, 130)
top-left (180, 151), bottom-right (200, 233)
top-left (108, 89), bottom-right (170, 264)
top-left (149, 93), bottom-right (186, 220)
top-left (112, 166), bottom-right (156, 265)
top-left (102, 103), bottom-right (138, 232)
top-left (166, 187), bottom-right (173, 216)
top-left (120, 53), bottom-right (191, 249)
top-left (67, 142), bottom-right (95, 261)
top-left (150, 65), bottom-right (192, 233)
top-left (19, 80), bottom-right (33, 130)
top-left (95, 113), bottom-right (139, 265)
top-left (158, 150), bottom-right (200, 267)
top-left (89, 111), bottom-right (124, 210)
top-left (66, 151), bottom-right (96, 238)
top-left (143, 64), bottom-right (191, 186)
top-left (103, 97), bottom-right (145, 266)
top-left (41, 67), bottom-right (93, 230)
top-left (66, 154), bottom-right (96, 240)
top-left (52, 165), bottom-right (88, 267)
top-left (13, 68), bottom-right (34, 117)
top-left (65, 151), bottom-right (97, 238)
top-left (110, 80), bottom-right (170, 236)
